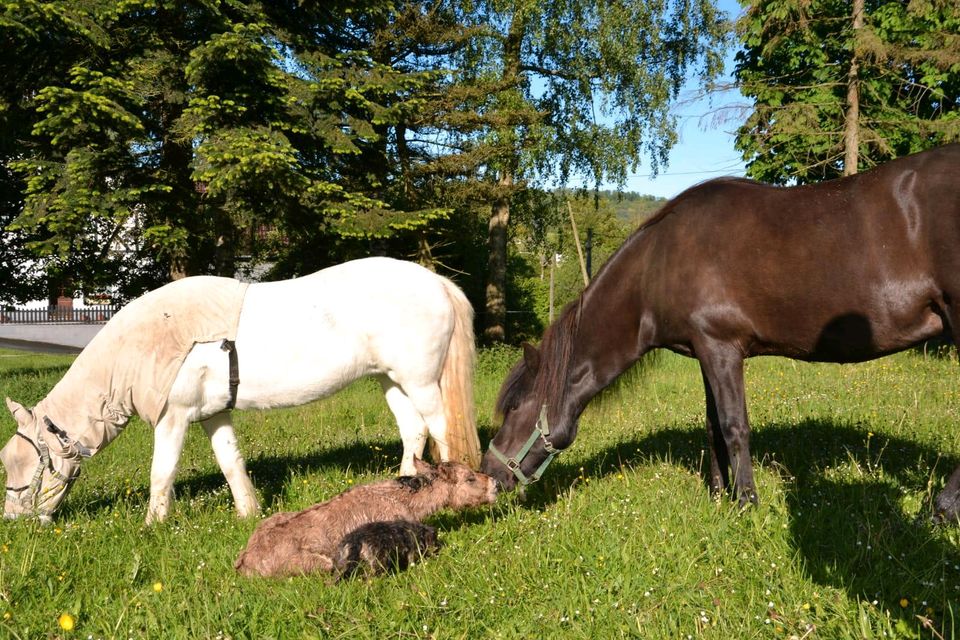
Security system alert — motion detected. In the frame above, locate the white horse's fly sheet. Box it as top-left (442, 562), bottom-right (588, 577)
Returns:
top-left (34, 276), bottom-right (249, 453)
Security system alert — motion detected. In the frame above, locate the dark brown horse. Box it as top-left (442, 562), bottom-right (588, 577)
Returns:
top-left (481, 144), bottom-right (960, 522)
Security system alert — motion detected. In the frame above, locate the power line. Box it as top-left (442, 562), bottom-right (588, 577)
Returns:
top-left (626, 163), bottom-right (746, 179)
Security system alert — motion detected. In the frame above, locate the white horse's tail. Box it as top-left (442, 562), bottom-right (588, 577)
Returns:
top-left (430, 277), bottom-right (481, 469)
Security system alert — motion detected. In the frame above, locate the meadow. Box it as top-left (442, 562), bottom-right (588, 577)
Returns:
top-left (0, 344), bottom-right (959, 639)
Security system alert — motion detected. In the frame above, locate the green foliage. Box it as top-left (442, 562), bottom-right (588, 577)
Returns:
top-left (508, 190), bottom-right (639, 330)
top-left (735, 0), bottom-right (960, 183)
top-left (2, 0), bottom-right (726, 323)
top-left (1, 0), bottom-right (446, 299)
top-left (1, 346), bottom-right (960, 637)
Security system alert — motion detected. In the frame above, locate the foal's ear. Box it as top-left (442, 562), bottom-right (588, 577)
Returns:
top-left (436, 462), bottom-right (456, 482)
top-left (521, 342), bottom-right (540, 372)
top-left (412, 457), bottom-right (433, 475)
top-left (5, 398), bottom-right (32, 427)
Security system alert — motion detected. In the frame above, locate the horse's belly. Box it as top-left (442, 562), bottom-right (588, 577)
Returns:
top-left (232, 337), bottom-right (373, 410)
top-left (757, 305), bottom-right (945, 363)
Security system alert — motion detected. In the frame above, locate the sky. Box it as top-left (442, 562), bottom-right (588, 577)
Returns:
top-left (605, 0), bottom-right (749, 199)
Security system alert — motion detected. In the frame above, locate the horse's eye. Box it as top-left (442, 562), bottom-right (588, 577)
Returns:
top-left (466, 476), bottom-right (476, 483)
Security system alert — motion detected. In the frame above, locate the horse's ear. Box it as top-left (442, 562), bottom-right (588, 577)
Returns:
top-left (521, 342), bottom-right (540, 373)
top-left (5, 398), bottom-right (32, 427)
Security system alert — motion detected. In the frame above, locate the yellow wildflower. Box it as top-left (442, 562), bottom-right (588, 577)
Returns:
top-left (153, 581), bottom-right (163, 593)
top-left (57, 612), bottom-right (75, 631)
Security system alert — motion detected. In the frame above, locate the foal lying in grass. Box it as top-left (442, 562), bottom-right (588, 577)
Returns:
top-left (235, 459), bottom-right (496, 578)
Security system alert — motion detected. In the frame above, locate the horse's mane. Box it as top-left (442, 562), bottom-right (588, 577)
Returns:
top-left (495, 177), bottom-right (762, 418)
top-left (494, 298), bottom-right (582, 417)
top-left (637, 176), bottom-right (758, 233)
top-left (582, 176), bottom-right (759, 285)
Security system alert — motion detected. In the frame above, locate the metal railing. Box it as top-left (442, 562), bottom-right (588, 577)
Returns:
top-left (0, 306), bottom-right (119, 324)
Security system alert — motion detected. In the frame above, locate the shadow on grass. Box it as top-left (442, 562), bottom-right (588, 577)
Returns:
top-left (68, 423), bottom-right (507, 530)
top-left (508, 419), bottom-right (960, 633)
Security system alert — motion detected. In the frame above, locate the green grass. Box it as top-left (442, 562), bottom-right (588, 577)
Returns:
top-left (1, 345), bottom-right (960, 638)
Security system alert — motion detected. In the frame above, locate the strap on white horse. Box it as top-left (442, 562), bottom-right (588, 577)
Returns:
top-left (220, 339), bottom-right (240, 410)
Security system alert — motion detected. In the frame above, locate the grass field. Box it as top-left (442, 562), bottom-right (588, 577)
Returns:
top-left (1, 344), bottom-right (959, 639)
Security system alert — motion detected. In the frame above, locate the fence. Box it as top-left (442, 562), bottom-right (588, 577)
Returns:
top-left (0, 306), bottom-right (119, 324)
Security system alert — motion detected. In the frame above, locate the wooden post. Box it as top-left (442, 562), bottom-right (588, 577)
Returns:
top-left (548, 253), bottom-right (555, 323)
top-left (567, 200), bottom-right (589, 287)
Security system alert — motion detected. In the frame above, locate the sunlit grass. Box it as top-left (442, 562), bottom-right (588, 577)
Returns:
top-left (0, 345), bottom-right (958, 638)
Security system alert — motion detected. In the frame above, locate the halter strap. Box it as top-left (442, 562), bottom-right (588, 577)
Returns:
top-left (5, 416), bottom-right (87, 516)
top-left (44, 417), bottom-right (94, 459)
top-left (4, 432), bottom-right (47, 493)
top-left (487, 404), bottom-right (562, 486)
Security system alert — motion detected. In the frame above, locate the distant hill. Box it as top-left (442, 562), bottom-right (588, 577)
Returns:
top-left (596, 191), bottom-right (666, 226)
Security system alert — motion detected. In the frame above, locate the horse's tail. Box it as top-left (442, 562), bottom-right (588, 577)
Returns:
top-left (430, 276), bottom-right (481, 469)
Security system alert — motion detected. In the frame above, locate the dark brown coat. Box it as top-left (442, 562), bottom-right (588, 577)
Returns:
top-left (480, 145), bottom-right (960, 522)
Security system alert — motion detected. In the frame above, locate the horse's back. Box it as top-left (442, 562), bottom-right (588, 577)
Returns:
top-left (230, 258), bottom-right (457, 408)
top-left (634, 146), bottom-right (959, 360)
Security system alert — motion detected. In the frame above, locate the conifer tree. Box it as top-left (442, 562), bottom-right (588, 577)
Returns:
top-left (735, 0), bottom-right (960, 183)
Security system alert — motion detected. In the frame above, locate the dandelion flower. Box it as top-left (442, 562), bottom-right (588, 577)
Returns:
top-left (58, 612), bottom-right (75, 631)
top-left (153, 582), bottom-right (163, 593)
top-left (899, 598), bottom-right (909, 608)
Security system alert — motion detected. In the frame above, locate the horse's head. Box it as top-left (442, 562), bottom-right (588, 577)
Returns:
top-left (1, 398), bottom-right (81, 523)
top-left (481, 343), bottom-right (574, 491)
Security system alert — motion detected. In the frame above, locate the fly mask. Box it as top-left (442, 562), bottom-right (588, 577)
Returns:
top-left (2, 399), bottom-right (92, 523)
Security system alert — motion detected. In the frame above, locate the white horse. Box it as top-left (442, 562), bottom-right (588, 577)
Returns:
top-left (1, 257), bottom-right (480, 523)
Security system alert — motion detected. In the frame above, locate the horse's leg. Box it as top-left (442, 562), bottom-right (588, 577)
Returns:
top-left (201, 412), bottom-right (260, 518)
top-left (932, 303), bottom-right (960, 522)
top-left (379, 377), bottom-right (429, 476)
top-left (934, 464), bottom-right (960, 523)
top-left (700, 365), bottom-right (731, 497)
top-left (147, 410), bottom-right (190, 524)
top-left (401, 383), bottom-right (450, 464)
top-left (696, 341), bottom-right (757, 507)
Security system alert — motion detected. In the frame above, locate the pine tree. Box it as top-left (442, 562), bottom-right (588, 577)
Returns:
top-left (735, 0), bottom-right (960, 183)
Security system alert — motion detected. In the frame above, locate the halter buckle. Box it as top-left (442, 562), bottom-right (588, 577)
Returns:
top-left (489, 404), bottom-right (562, 486)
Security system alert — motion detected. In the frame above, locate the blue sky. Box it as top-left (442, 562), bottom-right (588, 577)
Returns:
top-left (607, 0), bottom-right (749, 199)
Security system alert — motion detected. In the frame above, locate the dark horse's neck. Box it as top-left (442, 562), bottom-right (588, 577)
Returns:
top-left (540, 230), bottom-right (653, 443)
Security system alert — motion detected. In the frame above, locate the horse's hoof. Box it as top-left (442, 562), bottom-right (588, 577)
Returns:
top-left (930, 510), bottom-right (957, 526)
top-left (737, 492), bottom-right (759, 510)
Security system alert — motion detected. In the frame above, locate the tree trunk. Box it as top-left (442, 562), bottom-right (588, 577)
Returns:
top-left (160, 130), bottom-right (195, 281)
top-left (843, 0), bottom-right (865, 176)
top-left (482, 10), bottom-right (525, 343)
top-left (483, 172), bottom-right (513, 343)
